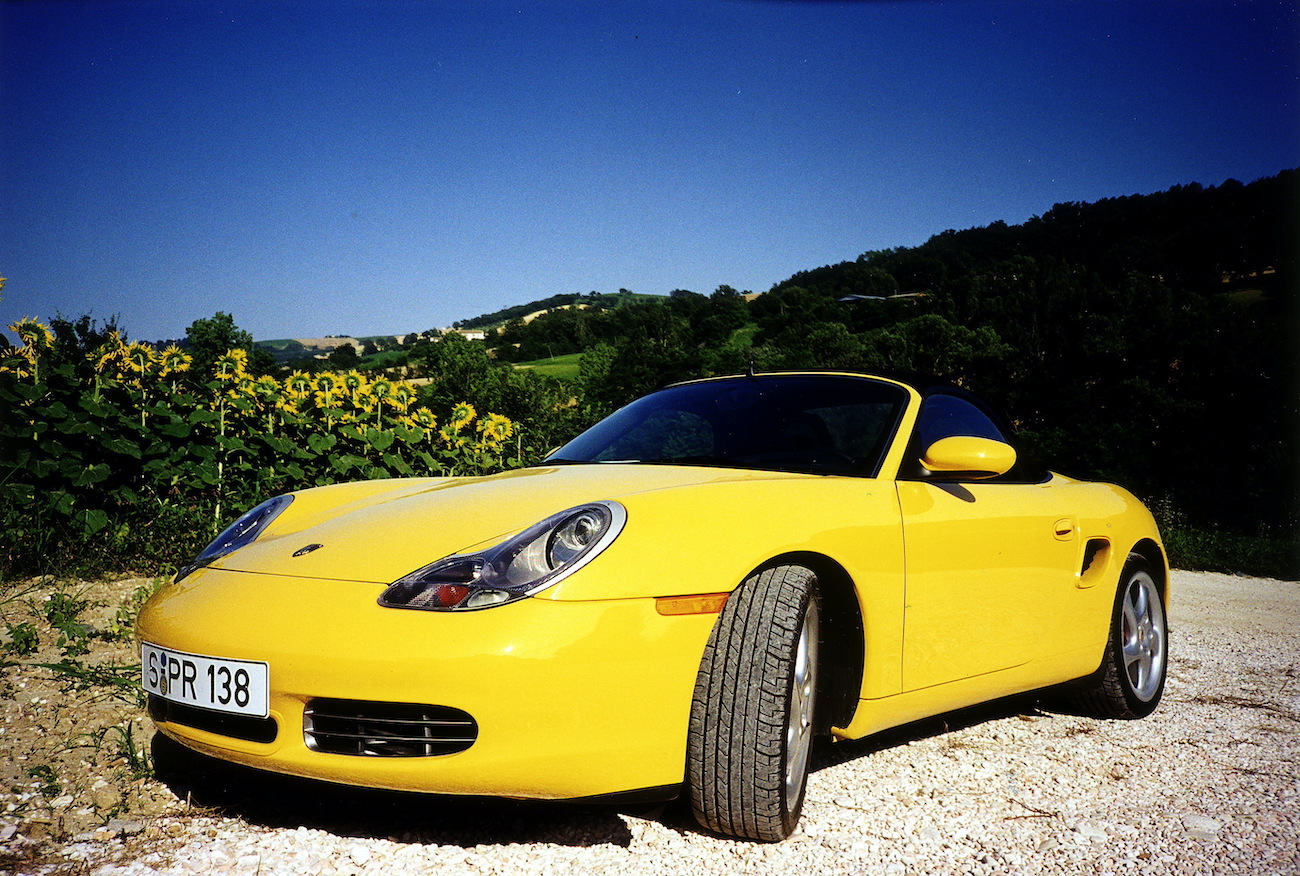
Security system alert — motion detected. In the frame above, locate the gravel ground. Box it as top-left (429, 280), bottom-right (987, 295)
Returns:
top-left (6, 569), bottom-right (1298, 875)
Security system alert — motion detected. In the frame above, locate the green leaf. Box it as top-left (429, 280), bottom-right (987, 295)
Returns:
top-left (307, 433), bottom-right (337, 453)
top-left (49, 492), bottom-right (76, 517)
top-left (330, 454), bottom-right (366, 475)
top-left (158, 419), bottom-right (191, 438)
top-left (79, 397), bottom-right (114, 419)
top-left (366, 430), bottom-right (395, 452)
top-left (38, 401), bottom-right (70, 421)
top-left (77, 508), bottom-right (110, 535)
top-left (72, 464), bottom-right (111, 487)
top-left (261, 434), bottom-right (295, 454)
top-left (10, 382), bottom-right (43, 402)
top-left (105, 437), bottom-right (143, 458)
top-left (218, 436), bottom-right (249, 454)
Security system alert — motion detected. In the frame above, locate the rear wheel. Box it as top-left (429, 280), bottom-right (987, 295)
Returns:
top-left (1073, 554), bottom-right (1167, 718)
top-left (687, 564), bottom-right (820, 841)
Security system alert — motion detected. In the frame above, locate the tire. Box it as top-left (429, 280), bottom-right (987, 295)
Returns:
top-left (1073, 554), bottom-right (1167, 719)
top-left (687, 564), bottom-right (820, 842)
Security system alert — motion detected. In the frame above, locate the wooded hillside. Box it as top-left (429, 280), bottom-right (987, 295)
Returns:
top-left (482, 171), bottom-right (1298, 574)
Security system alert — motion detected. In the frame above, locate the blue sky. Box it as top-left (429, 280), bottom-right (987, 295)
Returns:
top-left (2, 0), bottom-right (1296, 343)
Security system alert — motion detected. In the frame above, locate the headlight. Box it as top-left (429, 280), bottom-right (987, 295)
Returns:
top-left (175, 495), bottom-right (293, 582)
top-left (379, 501), bottom-right (627, 611)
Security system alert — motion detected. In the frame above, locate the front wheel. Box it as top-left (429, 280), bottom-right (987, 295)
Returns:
top-left (687, 564), bottom-right (820, 842)
top-left (1073, 554), bottom-right (1167, 718)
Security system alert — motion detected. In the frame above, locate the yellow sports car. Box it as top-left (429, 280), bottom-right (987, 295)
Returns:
top-left (138, 371), bottom-right (1167, 841)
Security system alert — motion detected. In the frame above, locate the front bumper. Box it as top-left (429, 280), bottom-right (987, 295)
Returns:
top-left (136, 568), bottom-right (718, 799)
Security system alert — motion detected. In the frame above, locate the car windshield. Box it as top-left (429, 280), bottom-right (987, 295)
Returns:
top-left (545, 375), bottom-right (907, 477)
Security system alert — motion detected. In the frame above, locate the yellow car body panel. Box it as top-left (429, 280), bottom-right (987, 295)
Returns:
top-left (139, 570), bottom-right (717, 797)
top-left (137, 371), bottom-right (1167, 810)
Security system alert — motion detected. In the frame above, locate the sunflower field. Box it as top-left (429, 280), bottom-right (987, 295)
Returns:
top-left (0, 318), bottom-right (518, 577)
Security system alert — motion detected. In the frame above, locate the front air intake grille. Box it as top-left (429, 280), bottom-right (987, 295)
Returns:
top-left (148, 695), bottom-right (279, 744)
top-left (303, 698), bottom-right (478, 757)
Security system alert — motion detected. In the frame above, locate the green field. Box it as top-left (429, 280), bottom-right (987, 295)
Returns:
top-left (514, 352), bottom-right (583, 379)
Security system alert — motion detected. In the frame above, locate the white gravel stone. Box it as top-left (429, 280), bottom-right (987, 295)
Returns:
top-left (26, 570), bottom-right (1292, 876)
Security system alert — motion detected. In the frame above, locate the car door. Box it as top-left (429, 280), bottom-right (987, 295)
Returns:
top-left (898, 392), bottom-right (1079, 691)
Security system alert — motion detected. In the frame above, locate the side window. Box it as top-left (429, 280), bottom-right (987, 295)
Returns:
top-left (915, 394), bottom-right (1010, 449)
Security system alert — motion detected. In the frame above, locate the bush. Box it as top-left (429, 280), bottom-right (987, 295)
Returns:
top-left (0, 319), bottom-right (518, 578)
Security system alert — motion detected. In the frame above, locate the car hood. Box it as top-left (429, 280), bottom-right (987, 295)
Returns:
top-left (209, 463), bottom-right (836, 585)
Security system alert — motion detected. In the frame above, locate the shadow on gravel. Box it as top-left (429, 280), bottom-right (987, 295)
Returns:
top-left (811, 692), bottom-right (1049, 771)
top-left (149, 733), bottom-right (642, 848)
top-left (149, 693), bottom-right (1062, 847)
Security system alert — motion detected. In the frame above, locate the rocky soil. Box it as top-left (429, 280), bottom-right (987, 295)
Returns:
top-left (2, 569), bottom-right (1296, 875)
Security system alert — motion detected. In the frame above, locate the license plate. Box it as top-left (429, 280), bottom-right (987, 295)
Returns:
top-left (141, 643), bottom-right (269, 718)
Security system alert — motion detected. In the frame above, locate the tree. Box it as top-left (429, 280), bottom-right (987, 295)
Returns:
top-left (329, 343), bottom-right (360, 369)
top-left (184, 312), bottom-right (254, 376)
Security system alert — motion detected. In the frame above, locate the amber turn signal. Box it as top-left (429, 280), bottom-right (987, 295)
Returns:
top-left (655, 593), bottom-right (730, 616)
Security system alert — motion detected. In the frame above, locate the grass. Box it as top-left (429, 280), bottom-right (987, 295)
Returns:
top-left (514, 352), bottom-right (583, 380)
top-left (1161, 521), bottom-right (1298, 581)
top-left (1151, 495), bottom-right (1298, 581)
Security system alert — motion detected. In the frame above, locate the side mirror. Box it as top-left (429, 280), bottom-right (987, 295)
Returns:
top-left (921, 436), bottom-right (1017, 479)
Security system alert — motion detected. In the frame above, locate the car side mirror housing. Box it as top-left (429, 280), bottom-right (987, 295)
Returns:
top-left (921, 436), bottom-right (1017, 479)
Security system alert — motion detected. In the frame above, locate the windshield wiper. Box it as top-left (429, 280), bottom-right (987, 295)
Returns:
top-left (639, 456), bottom-right (745, 468)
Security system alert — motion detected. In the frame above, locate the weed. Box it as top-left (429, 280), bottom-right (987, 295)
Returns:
top-left (0, 578), bottom-right (46, 607)
top-left (42, 589), bottom-right (93, 656)
top-left (36, 659), bottom-right (144, 706)
top-left (25, 764), bottom-right (60, 799)
top-left (105, 578), bottom-right (166, 642)
top-left (3, 621), bottom-right (39, 656)
top-left (107, 722), bottom-right (153, 781)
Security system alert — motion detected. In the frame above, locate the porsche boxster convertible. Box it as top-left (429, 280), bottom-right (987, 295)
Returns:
top-left (138, 371), bottom-right (1168, 841)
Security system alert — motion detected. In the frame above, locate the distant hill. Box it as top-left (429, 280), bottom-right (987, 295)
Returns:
top-left (255, 336), bottom-right (368, 365)
top-left (454, 289), bottom-right (659, 330)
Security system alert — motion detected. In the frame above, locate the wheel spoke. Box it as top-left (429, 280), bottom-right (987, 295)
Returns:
top-left (1132, 581), bottom-right (1148, 619)
top-left (785, 601), bottom-right (818, 805)
top-left (1121, 596), bottom-right (1139, 648)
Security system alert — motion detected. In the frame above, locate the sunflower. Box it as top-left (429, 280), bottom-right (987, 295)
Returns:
top-left (124, 342), bottom-right (157, 375)
top-left (311, 372), bottom-right (343, 410)
top-left (214, 348), bottom-right (250, 381)
top-left (340, 370), bottom-right (368, 397)
top-left (447, 402), bottom-right (476, 432)
top-left (312, 372), bottom-right (341, 394)
top-left (9, 317), bottom-right (54, 351)
top-left (283, 371), bottom-right (314, 399)
top-left (252, 375), bottom-right (282, 405)
top-left (439, 429), bottom-right (469, 449)
top-left (409, 408), bottom-right (438, 430)
top-left (476, 412), bottom-right (514, 446)
top-left (158, 345), bottom-right (192, 376)
top-left (389, 381), bottom-right (416, 412)
top-left (94, 331), bottom-right (128, 375)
